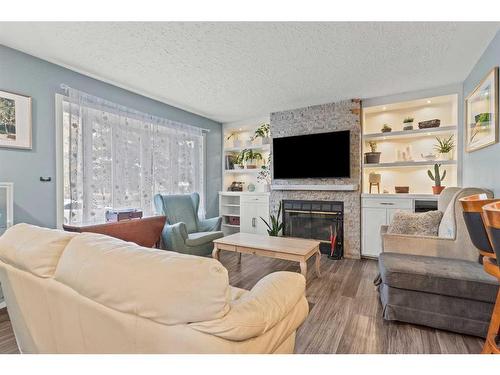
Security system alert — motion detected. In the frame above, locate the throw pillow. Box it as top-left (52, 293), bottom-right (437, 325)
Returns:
top-left (387, 210), bottom-right (443, 237)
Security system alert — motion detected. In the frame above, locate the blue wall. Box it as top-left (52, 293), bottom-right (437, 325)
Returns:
top-left (0, 45), bottom-right (222, 227)
top-left (463, 30), bottom-right (500, 197)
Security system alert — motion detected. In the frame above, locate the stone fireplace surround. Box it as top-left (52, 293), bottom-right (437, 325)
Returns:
top-left (270, 99), bottom-right (362, 259)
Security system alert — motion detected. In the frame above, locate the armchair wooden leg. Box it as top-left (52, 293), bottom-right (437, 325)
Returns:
top-left (483, 289), bottom-right (500, 354)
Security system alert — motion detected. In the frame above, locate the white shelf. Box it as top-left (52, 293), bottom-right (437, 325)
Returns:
top-left (363, 160), bottom-right (457, 169)
top-left (224, 169), bottom-right (261, 174)
top-left (222, 213), bottom-right (240, 217)
top-left (222, 203), bottom-right (240, 207)
top-left (363, 125), bottom-right (456, 141)
top-left (222, 223), bottom-right (240, 228)
top-left (224, 144), bottom-right (270, 153)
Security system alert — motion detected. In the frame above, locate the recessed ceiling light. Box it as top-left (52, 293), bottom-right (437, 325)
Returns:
top-left (427, 133), bottom-right (431, 136)
top-left (239, 128), bottom-right (242, 131)
top-left (382, 106), bottom-right (387, 111)
top-left (427, 100), bottom-right (431, 104)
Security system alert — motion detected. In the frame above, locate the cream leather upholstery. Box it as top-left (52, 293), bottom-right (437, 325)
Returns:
top-left (0, 224), bottom-right (308, 353)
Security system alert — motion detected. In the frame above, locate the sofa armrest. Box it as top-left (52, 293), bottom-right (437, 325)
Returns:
top-left (189, 271), bottom-right (308, 341)
top-left (198, 216), bottom-right (222, 232)
top-left (381, 232), bottom-right (473, 261)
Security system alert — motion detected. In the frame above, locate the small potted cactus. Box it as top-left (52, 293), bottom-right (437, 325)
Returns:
top-left (381, 124), bottom-right (392, 133)
top-left (427, 163), bottom-right (446, 195)
top-left (403, 117), bottom-right (414, 130)
top-left (364, 140), bottom-right (381, 164)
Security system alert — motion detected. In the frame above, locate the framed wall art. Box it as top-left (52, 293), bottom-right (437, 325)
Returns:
top-left (465, 67), bottom-right (499, 152)
top-left (0, 90), bottom-right (32, 149)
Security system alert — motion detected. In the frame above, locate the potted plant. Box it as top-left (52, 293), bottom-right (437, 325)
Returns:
top-left (381, 124), bottom-right (392, 133)
top-left (252, 123), bottom-right (271, 145)
top-left (434, 135), bottom-right (455, 160)
top-left (244, 149), bottom-right (263, 169)
top-left (403, 117), bottom-right (414, 130)
top-left (226, 132), bottom-right (241, 148)
top-left (257, 156), bottom-right (271, 191)
top-left (234, 150), bottom-right (246, 169)
top-left (260, 201), bottom-right (284, 237)
top-left (427, 163), bottom-right (446, 195)
top-left (364, 141), bottom-right (381, 164)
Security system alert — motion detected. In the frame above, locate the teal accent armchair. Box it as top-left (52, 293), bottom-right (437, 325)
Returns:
top-left (154, 193), bottom-right (223, 256)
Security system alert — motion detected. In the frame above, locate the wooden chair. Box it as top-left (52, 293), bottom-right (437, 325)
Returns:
top-left (482, 201), bottom-right (500, 354)
top-left (459, 194), bottom-right (499, 261)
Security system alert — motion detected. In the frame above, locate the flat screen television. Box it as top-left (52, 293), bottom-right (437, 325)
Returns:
top-left (273, 130), bottom-right (350, 179)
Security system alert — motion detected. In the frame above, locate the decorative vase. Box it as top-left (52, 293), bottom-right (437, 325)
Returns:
top-left (364, 152), bottom-right (381, 164)
top-left (403, 124), bottom-right (413, 131)
top-left (440, 151), bottom-right (453, 160)
top-left (432, 186), bottom-right (446, 195)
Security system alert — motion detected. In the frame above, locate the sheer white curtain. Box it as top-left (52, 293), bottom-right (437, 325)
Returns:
top-left (62, 86), bottom-right (205, 225)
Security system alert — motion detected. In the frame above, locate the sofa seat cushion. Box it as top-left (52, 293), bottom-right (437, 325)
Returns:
top-left (379, 252), bottom-right (498, 303)
top-left (186, 231), bottom-right (224, 247)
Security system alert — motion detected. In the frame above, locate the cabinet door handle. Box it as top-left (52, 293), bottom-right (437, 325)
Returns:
top-left (380, 202), bottom-right (395, 205)
top-left (252, 217), bottom-right (256, 227)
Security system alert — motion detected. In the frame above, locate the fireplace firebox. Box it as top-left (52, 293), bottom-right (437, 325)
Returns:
top-left (282, 199), bottom-right (344, 259)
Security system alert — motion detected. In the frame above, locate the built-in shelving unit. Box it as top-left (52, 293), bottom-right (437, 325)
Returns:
top-left (362, 94), bottom-right (459, 195)
top-left (222, 117), bottom-right (271, 192)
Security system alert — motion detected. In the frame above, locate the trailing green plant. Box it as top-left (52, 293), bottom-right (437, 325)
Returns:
top-left (427, 163), bottom-right (446, 187)
top-left (434, 135), bottom-right (455, 154)
top-left (368, 141), bottom-right (377, 152)
top-left (252, 123), bottom-right (270, 140)
top-left (235, 150), bottom-right (246, 165)
top-left (260, 201), bottom-right (284, 237)
top-left (243, 149), bottom-right (263, 163)
top-left (257, 155), bottom-right (271, 184)
top-left (403, 117), bottom-right (414, 123)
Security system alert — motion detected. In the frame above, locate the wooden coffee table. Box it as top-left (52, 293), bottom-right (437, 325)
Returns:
top-left (212, 233), bottom-right (322, 282)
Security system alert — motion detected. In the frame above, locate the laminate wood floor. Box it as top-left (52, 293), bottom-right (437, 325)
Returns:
top-left (0, 254), bottom-right (485, 354)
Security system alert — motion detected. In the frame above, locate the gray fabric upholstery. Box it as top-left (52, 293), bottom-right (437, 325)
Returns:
top-left (379, 283), bottom-right (493, 337)
top-left (379, 253), bottom-right (498, 303)
top-left (377, 252), bottom-right (499, 338)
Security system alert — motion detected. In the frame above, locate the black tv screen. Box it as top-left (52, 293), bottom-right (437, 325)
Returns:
top-left (273, 130), bottom-right (350, 179)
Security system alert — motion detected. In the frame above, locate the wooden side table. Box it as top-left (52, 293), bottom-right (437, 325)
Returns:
top-left (63, 216), bottom-right (166, 248)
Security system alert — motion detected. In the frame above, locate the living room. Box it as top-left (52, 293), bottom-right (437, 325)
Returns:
top-left (1, 3), bottom-right (500, 372)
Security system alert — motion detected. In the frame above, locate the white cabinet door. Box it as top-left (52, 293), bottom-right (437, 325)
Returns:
top-left (240, 202), bottom-right (255, 234)
top-left (254, 203), bottom-right (270, 235)
top-left (241, 201), bottom-right (269, 234)
top-left (362, 207), bottom-right (387, 258)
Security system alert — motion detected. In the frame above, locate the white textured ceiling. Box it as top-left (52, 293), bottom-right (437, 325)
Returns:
top-left (0, 22), bottom-right (498, 122)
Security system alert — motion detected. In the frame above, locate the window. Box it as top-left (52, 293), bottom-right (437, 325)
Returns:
top-left (60, 87), bottom-right (205, 225)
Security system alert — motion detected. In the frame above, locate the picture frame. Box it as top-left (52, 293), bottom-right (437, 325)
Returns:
top-left (0, 90), bottom-right (32, 149)
top-left (465, 67), bottom-right (499, 152)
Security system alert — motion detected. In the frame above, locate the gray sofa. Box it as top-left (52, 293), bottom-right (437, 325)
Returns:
top-left (376, 187), bottom-right (499, 338)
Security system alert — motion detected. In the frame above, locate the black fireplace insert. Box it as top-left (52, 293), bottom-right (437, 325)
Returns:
top-left (282, 199), bottom-right (344, 259)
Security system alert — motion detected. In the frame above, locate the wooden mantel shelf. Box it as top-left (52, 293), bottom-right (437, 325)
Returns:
top-left (271, 184), bottom-right (358, 191)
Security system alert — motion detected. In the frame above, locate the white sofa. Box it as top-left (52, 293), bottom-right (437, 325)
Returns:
top-left (0, 224), bottom-right (308, 354)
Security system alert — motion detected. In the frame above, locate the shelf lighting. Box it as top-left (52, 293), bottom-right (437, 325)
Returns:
top-left (382, 106), bottom-right (387, 111)
top-left (427, 100), bottom-right (432, 104)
